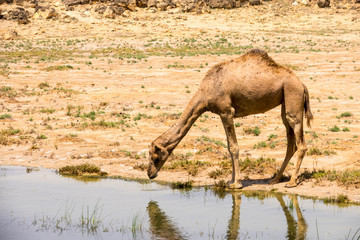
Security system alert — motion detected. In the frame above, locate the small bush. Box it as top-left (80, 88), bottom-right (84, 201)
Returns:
top-left (307, 147), bottom-right (322, 156)
top-left (44, 65), bottom-right (74, 71)
top-left (323, 194), bottom-right (350, 204)
top-left (133, 163), bottom-right (147, 171)
top-left (196, 135), bottom-right (227, 148)
top-left (214, 179), bottom-right (227, 190)
top-left (239, 157), bottom-right (276, 173)
top-left (58, 163), bottom-right (107, 177)
top-left (244, 126), bottom-right (261, 136)
top-left (340, 112), bottom-right (352, 118)
top-left (342, 127), bottom-right (350, 132)
top-left (37, 134), bottom-right (47, 139)
top-left (300, 169), bottom-right (360, 187)
top-left (253, 141), bottom-right (267, 149)
top-left (328, 125), bottom-right (340, 132)
top-left (208, 168), bottom-right (228, 179)
top-left (268, 134), bottom-right (277, 141)
top-left (40, 109), bottom-right (56, 114)
top-left (0, 114), bottom-right (12, 119)
top-left (38, 82), bottom-right (50, 89)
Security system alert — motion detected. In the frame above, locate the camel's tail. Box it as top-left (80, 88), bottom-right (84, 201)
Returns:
top-left (303, 83), bottom-right (313, 128)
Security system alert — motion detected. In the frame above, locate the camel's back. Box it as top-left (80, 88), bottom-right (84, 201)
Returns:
top-left (200, 49), bottom-right (299, 116)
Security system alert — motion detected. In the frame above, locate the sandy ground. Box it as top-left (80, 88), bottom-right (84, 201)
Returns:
top-left (1, 1), bottom-right (360, 202)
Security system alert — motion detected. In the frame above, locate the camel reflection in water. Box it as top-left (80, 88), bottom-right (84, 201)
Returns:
top-left (147, 192), bottom-right (307, 240)
top-left (147, 201), bottom-right (186, 240)
top-left (275, 194), bottom-right (307, 240)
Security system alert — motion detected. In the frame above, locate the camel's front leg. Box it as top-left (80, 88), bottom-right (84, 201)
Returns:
top-left (220, 108), bottom-right (242, 189)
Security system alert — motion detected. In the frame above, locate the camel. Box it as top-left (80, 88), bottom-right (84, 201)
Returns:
top-left (147, 49), bottom-right (313, 188)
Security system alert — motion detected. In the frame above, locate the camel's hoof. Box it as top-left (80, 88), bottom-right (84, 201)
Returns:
top-left (226, 180), bottom-right (243, 189)
top-left (285, 181), bottom-right (298, 188)
top-left (269, 178), bottom-right (280, 185)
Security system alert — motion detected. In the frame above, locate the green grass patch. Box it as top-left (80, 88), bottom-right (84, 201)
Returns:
top-left (300, 169), bottom-right (360, 186)
top-left (307, 147), bottom-right (322, 156)
top-left (39, 82), bottom-right (50, 89)
top-left (40, 108), bottom-right (56, 114)
top-left (44, 65), bottom-right (74, 71)
top-left (208, 168), bottom-right (228, 179)
top-left (243, 126), bottom-right (261, 136)
top-left (0, 86), bottom-right (18, 98)
top-left (1, 127), bottom-right (20, 136)
top-left (328, 125), bottom-right (340, 132)
top-left (196, 135), bottom-right (227, 148)
top-left (58, 163), bottom-right (108, 177)
top-left (323, 194), bottom-right (351, 204)
top-left (239, 157), bottom-right (277, 173)
top-left (340, 112), bottom-right (352, 118)
top-left (253, 141), bottom-right (267, 149)
top-left (0, 114), bottom-right (12, 119)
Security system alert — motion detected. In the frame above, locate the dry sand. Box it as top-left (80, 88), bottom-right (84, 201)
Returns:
top-left (1, 1), bottom-right (359, 202)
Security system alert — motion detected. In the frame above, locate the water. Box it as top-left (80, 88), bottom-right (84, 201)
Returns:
top-left (0, 166), bottom-right (359, 240)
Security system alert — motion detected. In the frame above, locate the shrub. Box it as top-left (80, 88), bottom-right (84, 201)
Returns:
top-left (328, 125), bottom-right (340, 132)
top-left (244, 126), bottom-right (261, 136)
top-left (0, 114), bottom-right (12, 119)
top-left (58, 163), bottom-right (107, 177)
top-left (340, 112), bottom-right (352, 118)
top-left (307, 147), bottom-right (322, 156)
top-left (208, 169), bottom-right (228, 179)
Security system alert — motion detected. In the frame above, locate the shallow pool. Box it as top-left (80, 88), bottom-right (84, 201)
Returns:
top-left (0, 166), bottom-right (359, 240)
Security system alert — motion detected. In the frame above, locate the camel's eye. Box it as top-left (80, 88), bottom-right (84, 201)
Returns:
top-left (152, 153), bottom-right (158, 161)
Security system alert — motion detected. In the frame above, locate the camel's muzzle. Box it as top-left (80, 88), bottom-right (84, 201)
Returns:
top-left (148, 172), bottom-right (158, 179)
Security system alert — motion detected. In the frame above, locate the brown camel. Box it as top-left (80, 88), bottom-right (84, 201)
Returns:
top-left (147, 49), bottom-right (313, 188)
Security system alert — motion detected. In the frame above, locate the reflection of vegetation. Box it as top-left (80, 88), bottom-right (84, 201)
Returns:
top-left (323, 194), bottom-right (351, 205)
top-left (170, 181), bottom-right (193, 190)
top-left (212, 180), bottom-right (229, 199)
top-left (26, 167), bottom-right (40, 173)
top-left (58, 163), bottom-right (107, 177)
top-left (147, 201), bottom-right (186, 240)
top-left (61, 175), bottom-right (103, 183)
top-left (243, 190), bottom-right (270, 201)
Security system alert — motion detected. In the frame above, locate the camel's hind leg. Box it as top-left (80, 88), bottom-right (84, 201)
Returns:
top-left (269, 104), bottom-right (296, 184)
top-left (286, 118), bottom-right (307, 188)
top-left (270, 80), bottom-right (308, 187)
top-left (282, 83), bottom-right (308, 187)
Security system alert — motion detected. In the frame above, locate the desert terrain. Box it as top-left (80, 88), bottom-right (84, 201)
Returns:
top-left (1, 0), bottom-right (360, 202)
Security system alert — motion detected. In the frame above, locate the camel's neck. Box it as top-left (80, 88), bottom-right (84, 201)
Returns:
top-left (155, 93), bottom-right (206, 154)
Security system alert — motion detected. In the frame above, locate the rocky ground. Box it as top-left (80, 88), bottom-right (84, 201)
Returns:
top-left (1, 0), bottom-right (360, 202)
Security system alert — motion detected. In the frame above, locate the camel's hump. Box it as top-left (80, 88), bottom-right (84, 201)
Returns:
top-left (242, 49), bottom-right (279, 68)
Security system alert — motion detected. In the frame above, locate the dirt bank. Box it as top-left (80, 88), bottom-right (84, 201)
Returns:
top-left (1, 0), bottom-right (359, 202)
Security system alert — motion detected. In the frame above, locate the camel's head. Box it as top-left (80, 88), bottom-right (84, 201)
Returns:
top-left (147, 142), bottom-right (169, 179)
